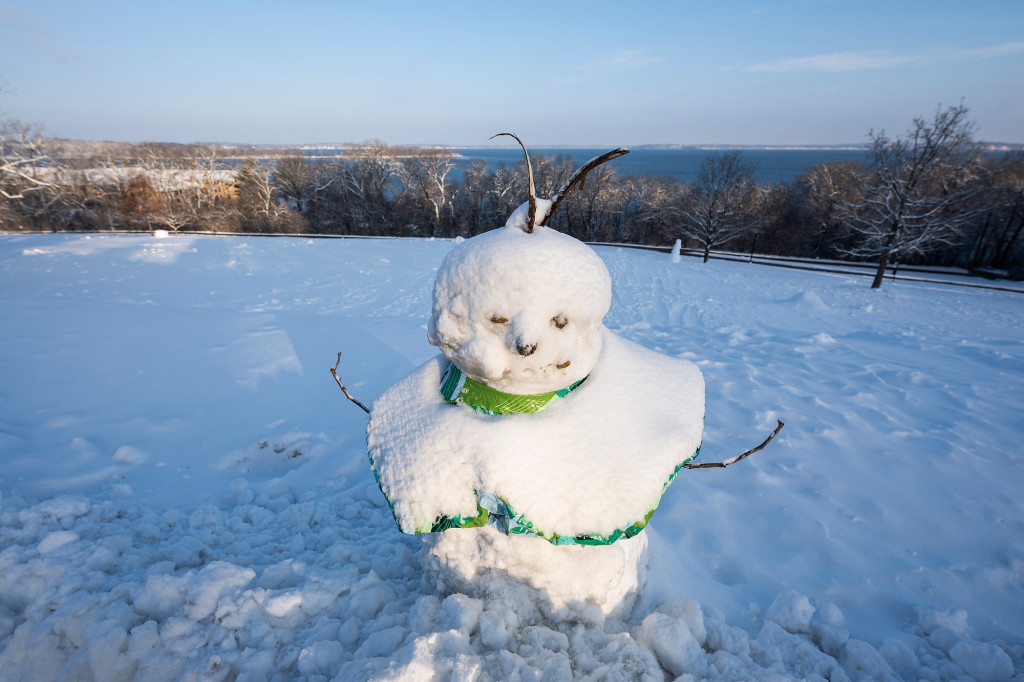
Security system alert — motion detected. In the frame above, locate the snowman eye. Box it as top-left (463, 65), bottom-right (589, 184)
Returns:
top-left (490, 314), bottom-right (509, 324)
top-left (552, 314), bottom-right (568, 329)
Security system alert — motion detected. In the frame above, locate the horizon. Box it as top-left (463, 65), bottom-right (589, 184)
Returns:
top-left (2, 1), bottom-right (1023, 146)
top-left (44, 138), bottom-right (1024, 152)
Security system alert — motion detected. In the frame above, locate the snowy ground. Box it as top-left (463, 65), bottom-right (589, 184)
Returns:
top-left (0, 233), bottom-right (1022, 681)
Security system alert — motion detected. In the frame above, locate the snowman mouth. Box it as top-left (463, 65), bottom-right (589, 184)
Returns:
top-left (519, 360), bottom-right (571, 377)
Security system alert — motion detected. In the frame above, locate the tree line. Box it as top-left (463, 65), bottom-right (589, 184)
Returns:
top-left (2, 104), bottom-right (1022, 286)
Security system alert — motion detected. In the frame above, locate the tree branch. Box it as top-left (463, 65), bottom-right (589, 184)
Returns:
top-left (330, 352), bottom-right (370, 414)
top-left (543, 148), bottom-right (630, 226)
top-left (684, 420), bottom-right (784, 469)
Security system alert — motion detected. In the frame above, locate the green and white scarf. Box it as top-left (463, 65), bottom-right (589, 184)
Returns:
top-left (425, 361), bottom-right (701, 545)
top-left (439, 363), bottom-right (586, 415)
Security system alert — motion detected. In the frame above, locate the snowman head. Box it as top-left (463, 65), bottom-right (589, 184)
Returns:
top-left (427, 135), bottom-right (627, 394)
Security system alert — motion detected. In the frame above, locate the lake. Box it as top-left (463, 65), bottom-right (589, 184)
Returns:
top-left (451, 147), bottom-right (870, 184)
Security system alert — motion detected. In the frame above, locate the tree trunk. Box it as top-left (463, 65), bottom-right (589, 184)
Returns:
top-left (703, 244), bottom-right (710, 263)
top-left (871, 251), bottom-right (890, 289)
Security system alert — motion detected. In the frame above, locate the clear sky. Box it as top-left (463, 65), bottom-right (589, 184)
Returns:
top-left (1, 0), bottom-right (1022, 146)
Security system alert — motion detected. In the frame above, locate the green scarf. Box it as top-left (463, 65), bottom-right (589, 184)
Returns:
top-left (439, 363), bottom-right (586, 415)
top-left (387, 360), bottom-right (701, 545)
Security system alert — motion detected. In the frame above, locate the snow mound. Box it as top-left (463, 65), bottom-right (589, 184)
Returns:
top-left (1, 234), bottom-right (1023, 680)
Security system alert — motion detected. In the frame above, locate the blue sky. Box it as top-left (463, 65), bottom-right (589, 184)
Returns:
top-left (1, 0), bottom-right (1022, 145)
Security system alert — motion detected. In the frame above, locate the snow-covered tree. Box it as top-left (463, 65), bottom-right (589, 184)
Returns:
top-left (234, 157), bottom-right (287, 232)
top-left (1, 121), bottom-right (50, 200)
top-left (839, 103), bottom-right (983, 288)
top-left (405, 149), bottom-right (456, 228)
top-left (677, 151), bottom-right (755, 262)
top-left (0, 118), bottom-right (62, 230)
top-left (794, 161), bottom-right (865, 258)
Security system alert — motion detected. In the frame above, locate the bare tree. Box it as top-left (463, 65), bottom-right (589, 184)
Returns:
top-left (839, 102), bottom-right (983, 288)
top-left (1, 121), bottom-right (52, 200)
top-left (961, 152), bottom-right (1024, 275)
top-left (234, 157), bottom-right (286, 232)
top-left (405, 149), bottom-right (456, 229)
top-left (677, 150), bottom-right (756, 262)
top-left (487, 162), bottom-right (522, 225)
top-left (557, 162), bottom-right (625, 242)
top-left (451, 157), bottom-right (491, 234)
top-left (622, 175), bottom-right (682, 244)
top-left (349, 139), bottom-right (402, 204)
top-left (0, 120), bottom-right (64, 229)
top-left (742, 182), bottom-right (787, 260)
top-left (781, 161), bottom-right (864, 258)
top-left (274, 152), bottom-right (312, 214)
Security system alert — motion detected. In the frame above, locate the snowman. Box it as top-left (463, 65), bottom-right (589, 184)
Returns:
top-left (365, 136), bottom-right (706, 621)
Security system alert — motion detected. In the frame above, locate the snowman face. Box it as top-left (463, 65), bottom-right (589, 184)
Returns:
top-left (428, 223), bottom-right (612, 394)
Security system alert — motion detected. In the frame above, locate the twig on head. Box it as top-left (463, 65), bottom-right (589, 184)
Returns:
top-left (542, 148), bottom-right (630, 227)
top-left (490, 132), bottom-right (537, 232)
top-left (331, 352), bottom-right (370, 414)
top-left (684, 419), bottom-right (785, 469)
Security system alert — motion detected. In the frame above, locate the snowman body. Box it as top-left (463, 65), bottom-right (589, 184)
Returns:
top-left (366, 205), bottom-right (704, 618)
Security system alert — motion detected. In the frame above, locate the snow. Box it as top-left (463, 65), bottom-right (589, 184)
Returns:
top-left (367, 331), bottom-right (704, 540)
top-left (421, 525), bottom-right (649, 622)
top-left (427, 217), bottom-right (612, 394)
top-left (373, 220), bottom-right (704, 619)
top-left (1, 232), bottom-right (1023, 680)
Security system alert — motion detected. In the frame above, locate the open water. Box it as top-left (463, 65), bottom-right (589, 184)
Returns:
top-left (451, 147), bottom-right (869, 185)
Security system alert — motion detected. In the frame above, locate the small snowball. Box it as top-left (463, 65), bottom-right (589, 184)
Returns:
top-left (817, 602), bottom-right (844, 628)
top-left (113, 445), bottom-right (149, 464)
top-left (927, 626), bottom-right (962, 654)
top-left (637, 611), bottom-right (707, 678)
top-left (658, 598), bottom-right (707, 646)
top-left (478, 610), bottom-right (508, 649)
top-left (441, 593), bottom-right (483, 635)
top-left (767, 589), bottom-right (815, 634)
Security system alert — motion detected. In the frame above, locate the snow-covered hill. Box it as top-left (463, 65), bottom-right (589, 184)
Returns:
top-left (1, 233), bottom-right (1021, 681)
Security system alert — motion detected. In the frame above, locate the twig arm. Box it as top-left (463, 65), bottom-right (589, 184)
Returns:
top-left (330, 352), bottom-right (370, 414)
top-left (684, 420), bottom-right (784, 469)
